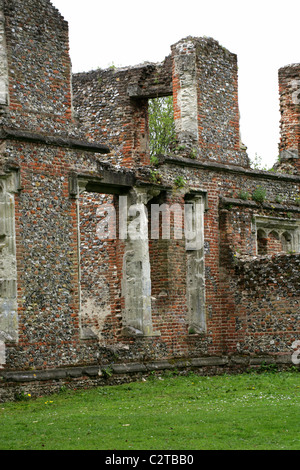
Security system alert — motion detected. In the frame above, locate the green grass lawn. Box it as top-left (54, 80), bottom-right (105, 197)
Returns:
top-left (0, 371), bottom-right (299, 450)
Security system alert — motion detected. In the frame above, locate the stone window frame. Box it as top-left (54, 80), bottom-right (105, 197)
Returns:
top-left (185, 191), bottom-right (208, 335)
top-left (0, 7), bottom-right (9, 107)
top-left (254, 215), bottom-right (300, 255)
top-left (0, 170), bottom-right (20, 346)
top-left (71, 173), bottom-right (162, 339)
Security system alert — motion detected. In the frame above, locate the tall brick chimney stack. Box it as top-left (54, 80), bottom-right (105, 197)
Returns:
top-left (278, 64), bottom-right (300, 174)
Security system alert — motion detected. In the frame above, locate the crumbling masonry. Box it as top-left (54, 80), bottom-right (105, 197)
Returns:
top-left (0, 0), bottom-right (299, 400)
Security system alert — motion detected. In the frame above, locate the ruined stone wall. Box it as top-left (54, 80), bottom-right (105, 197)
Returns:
top-left (156, 159), bottom-right (300, 359)
top-left (218, 198), bottom-right (300, 358)
top-left (0, 0), bottom-right (299, 401)
top-left (0, 0), bottom-right (111, 375)
top-left (72, 37), bottom-right (249, 169)
top-left (1, 141), bottom-right (298, 391)
top-left (2, 141), bottom-right (101, 370)
top-left (73, 56), bottom-right (172, 168)
top-left (73, 157), bottom-right (300, 365)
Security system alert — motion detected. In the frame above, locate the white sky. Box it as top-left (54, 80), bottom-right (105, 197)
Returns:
top-left (51, 0), bottom-right (300, 168)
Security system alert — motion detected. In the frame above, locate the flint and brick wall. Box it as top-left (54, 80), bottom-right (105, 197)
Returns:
top-left (72, 55), bottom-right (172, 168)
top-left (73, 37), bottom-right (249, 168)
top-left (2, 0), bottom-right (74, 134)
top-left (279, 64), bottom-right (300, 172)
top-left (0, 0), bottom-right (299, 400)
top-left (234, 254), bottom-right (300, 356)
top-left (171, 37), bottom-right (247, 166)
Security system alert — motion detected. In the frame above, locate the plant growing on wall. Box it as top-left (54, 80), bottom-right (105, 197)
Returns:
top-left (149, 169), bottom-right (162, 184)
top-left (238, 190), bottom-right (250, 200)
top-left (249, 153), bottom-right (270, 171)
top-left (252, 186), bottom-right (267, 203)
top-left (174, 175), bottom-right (186, 188)
top-left (149, 96), bottom-right (176, 158)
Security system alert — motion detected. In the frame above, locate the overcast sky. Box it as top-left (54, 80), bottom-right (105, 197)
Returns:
top-left (50, 0), bottom-right (300, 168)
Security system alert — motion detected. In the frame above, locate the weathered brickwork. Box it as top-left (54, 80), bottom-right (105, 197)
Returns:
top-left (279, 64), bottom-right (300, 172)
top-left (0, 0), bottom-right (299, 400)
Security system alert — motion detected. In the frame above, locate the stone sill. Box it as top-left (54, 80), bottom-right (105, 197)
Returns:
top-left (121, 327), bottom-right (161, 338)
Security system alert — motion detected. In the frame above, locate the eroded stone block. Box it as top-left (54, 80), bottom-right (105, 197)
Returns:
top-left (0, 174), bottom-right (18, 343)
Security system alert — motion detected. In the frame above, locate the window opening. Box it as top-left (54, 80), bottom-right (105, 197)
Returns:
top-left (148, 96), bottom-right (175, 163)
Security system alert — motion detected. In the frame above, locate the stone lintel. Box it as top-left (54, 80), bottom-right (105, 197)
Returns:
top-left (127, 84), bottom-right (172, 100)
top-left (69, 169), bottom-right (136, 197)
top-left (0, 126), bottom-right (110, 154)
